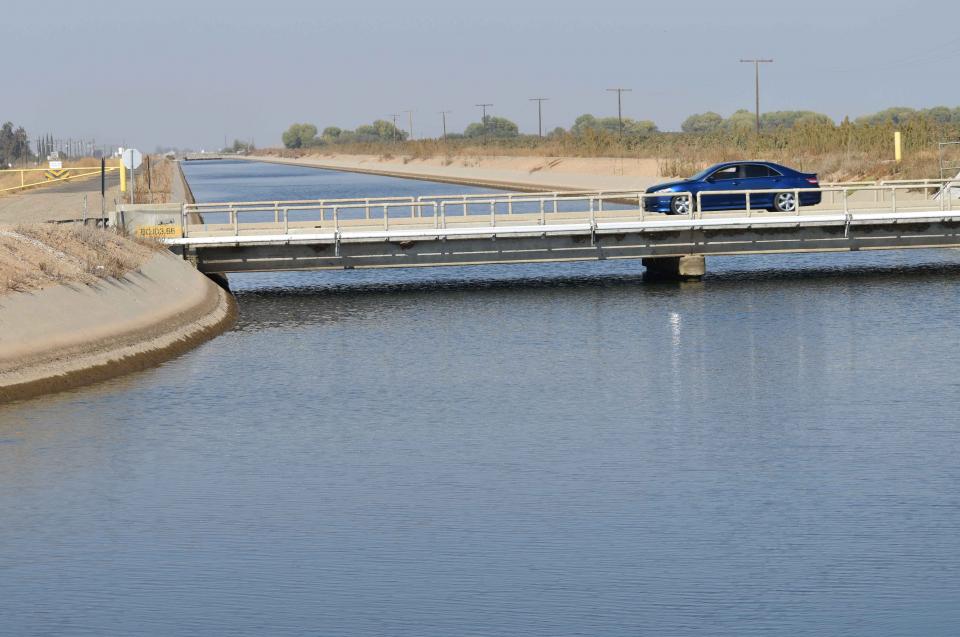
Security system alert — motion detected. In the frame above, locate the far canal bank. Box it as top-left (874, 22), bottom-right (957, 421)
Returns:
top-left (241, 152), bottom-right (665, 193)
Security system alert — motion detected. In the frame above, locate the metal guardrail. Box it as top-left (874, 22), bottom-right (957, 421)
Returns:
top-left (0, 165), bottom-right (121, 194)
top-left (178, 180), bottom-right (960, 239)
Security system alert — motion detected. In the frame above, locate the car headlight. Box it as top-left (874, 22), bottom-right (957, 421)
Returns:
top-left (651, 189), bottom-right (672, 194)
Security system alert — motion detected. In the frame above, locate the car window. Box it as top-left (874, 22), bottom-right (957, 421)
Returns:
top-left (710, 166), bottom-right (739, 181)
top-left (743, 164), bottom-right (773, 178)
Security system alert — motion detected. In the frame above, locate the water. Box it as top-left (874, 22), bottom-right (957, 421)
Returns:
top-left (2, 160), bottom-right (960, 636)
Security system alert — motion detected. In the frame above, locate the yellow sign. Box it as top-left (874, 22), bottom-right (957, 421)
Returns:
top-left (44, 169), bottom-right (71, 180)
top-left (136, 225), bottom-right (183, 239)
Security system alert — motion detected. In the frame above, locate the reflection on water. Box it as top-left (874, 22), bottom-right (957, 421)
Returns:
top-left (1, 161), bottom-right (960, 636)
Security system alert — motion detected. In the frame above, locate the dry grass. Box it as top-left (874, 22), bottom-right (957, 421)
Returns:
top-left (0, 224), bottom-right (158, 295)
top-left (134, 156), bottom-right (173, 204)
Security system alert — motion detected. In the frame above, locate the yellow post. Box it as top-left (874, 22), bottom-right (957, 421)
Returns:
top-left (894, 131), bottom-right (902, 164)
top-left (120, 161), bottom-right (126, 192)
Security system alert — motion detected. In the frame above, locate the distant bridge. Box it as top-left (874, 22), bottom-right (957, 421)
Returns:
top-left (164, 181), bottom-right (960, 278)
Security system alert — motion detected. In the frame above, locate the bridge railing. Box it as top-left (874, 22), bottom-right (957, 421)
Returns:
top-left (179, 179), bottom-right (960, 238)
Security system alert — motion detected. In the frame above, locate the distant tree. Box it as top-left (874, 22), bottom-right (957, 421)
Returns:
top-left (620, 118), bottom-right (658, 137)
top-left (855, 107), bottom-right (917, 126)
top-left (282, 123), bottom-right (319, 149)
top-left (464, 116), bottom-right (519, 139)
top-left (371, 119), bottom-right (407, 141)
top-left (0, 122), bottom-right (31, 167)
top-left (226, 139), bottom-right (255, 154)
top-left (681, 112), bottom-right (724, 134)
top-left (322, 126), bottom-right (343, 140)
top-left (547, 126), bottom-right (567, 138)
top-left (724, 109), bottom-right (756, 132)
top-left (571, 114), bottom-right (600, 136)
top-left (761, 110), bottom-right (834, 129)
top-left (570, 114), bottom-right (658, 137)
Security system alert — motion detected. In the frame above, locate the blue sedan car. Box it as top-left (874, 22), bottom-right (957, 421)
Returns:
top-left (644, 161), bottom-right (821, 215)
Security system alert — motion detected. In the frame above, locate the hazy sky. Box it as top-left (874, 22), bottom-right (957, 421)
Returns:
top-left (4, 0), bottom-right (959, 150)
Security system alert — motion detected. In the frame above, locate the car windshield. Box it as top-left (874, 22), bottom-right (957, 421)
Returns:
top-left (691, 165), bottom-right (723, 180)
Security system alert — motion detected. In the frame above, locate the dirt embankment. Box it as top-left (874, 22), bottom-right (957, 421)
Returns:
top-left (249, 151), bottom-right (665, 192)
top-left (0, 224), bottom-right (157, 294)
top-left (0, 226), bottom-right (235, 403)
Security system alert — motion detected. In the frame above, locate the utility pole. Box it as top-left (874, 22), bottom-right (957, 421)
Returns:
top-left (439, 111), bottom-right (452, 140)
top-left (529, 97), bottom-right (549, 138)
top-left (476, 103), bottom-right (493, 135)
top-left (403, 110), bottom-right (414, 140)
top-left (606, 88), bottom-right (632, 138)
top-left (389, 114), bottom-right (400, 141)
top-left (740, 59), bottom-right (773, 134)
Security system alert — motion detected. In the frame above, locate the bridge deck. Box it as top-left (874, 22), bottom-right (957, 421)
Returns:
top-left (162, 183), bottom-right (960, 274)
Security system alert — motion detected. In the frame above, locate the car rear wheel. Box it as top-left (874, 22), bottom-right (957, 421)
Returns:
top-left (670, 195), bottom-right (692, 215)
top-left (773, 192), bottom-right (797, 212)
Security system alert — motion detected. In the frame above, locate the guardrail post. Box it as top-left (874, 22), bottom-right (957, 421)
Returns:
top-left (696, 193), bottom-right (702, 219)
top-left (441, 202), bottom-right (446, 229)
top-left (540, 199), bottom-right (545, 225)
top-left (433, 202), bottom-right (439, 229)
top-left (334, 206), bottom-right (340, 232)
top-left (231, 205), bottom-right (238, 236)
top-left (274, 202), bottom-right (279, 223)
top-left (490, 201), bottom-right (496, 226)
top-left (365, 199), bottom-right (371, 220)
top-left (892, 188), bottom-right (897, 214)
top-left (795, 189), bottom-right (800, 215)
top-left (508, 196), bottom-right (514, 215)
top-left (638, 193), bottom-right (645, 221)
top-left (746, 192), bottom-right (752, 217)
top-left (384, 204), bottom-right (390, 231)
top-left (553, 194), bottom-right (558, 214)
top-left (284, 208), bottom-right (289, 234)
top-left (181, 203), bottom-right (188, 238)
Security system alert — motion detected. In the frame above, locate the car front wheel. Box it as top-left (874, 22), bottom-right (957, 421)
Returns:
top-left (773, 192), bottom-right (797, 212)
top-left (670, 195), bottom-right (692, 215)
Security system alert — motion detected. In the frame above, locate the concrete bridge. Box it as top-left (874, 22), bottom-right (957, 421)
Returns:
top-left (162, 182), bottom-right (960, 279)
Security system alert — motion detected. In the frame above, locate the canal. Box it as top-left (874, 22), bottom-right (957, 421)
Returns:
top-left (2, 160), bottom-right (960, 636)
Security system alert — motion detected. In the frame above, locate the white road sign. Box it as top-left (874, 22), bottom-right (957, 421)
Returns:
top-left (122, 148), bottom-right (143, 171)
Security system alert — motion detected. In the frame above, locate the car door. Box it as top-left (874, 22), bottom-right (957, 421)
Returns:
top-left (741, 164), bottom-right (778, 209)
top-left (702, 165), bottom-right (743, 210)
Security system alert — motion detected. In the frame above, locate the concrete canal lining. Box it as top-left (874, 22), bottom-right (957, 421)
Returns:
top-left (0, 251), bottom-right (236, 403)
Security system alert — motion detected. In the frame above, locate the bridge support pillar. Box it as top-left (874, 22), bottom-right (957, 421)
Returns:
top-left (642, 255), bottom-right (706, 280)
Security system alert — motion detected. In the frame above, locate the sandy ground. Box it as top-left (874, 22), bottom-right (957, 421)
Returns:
top-left (0, 178), bottom-right (121, 225)
top-left (251, 152), bottom-right (666, 192)
top-left (0, 251), bottom-right (235, 403)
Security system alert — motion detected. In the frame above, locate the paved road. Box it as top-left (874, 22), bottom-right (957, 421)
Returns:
top-left (0, 171), bottom-right (122, 225)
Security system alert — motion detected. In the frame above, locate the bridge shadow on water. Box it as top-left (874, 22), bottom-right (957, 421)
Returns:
top-left (226, 252), bottom-right (960, 331)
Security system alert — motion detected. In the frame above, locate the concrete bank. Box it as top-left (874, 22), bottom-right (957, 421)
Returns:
top-left (0, 251), bottom-right (236, 403)
top-left (242, 153), bottom-right (663, 193)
